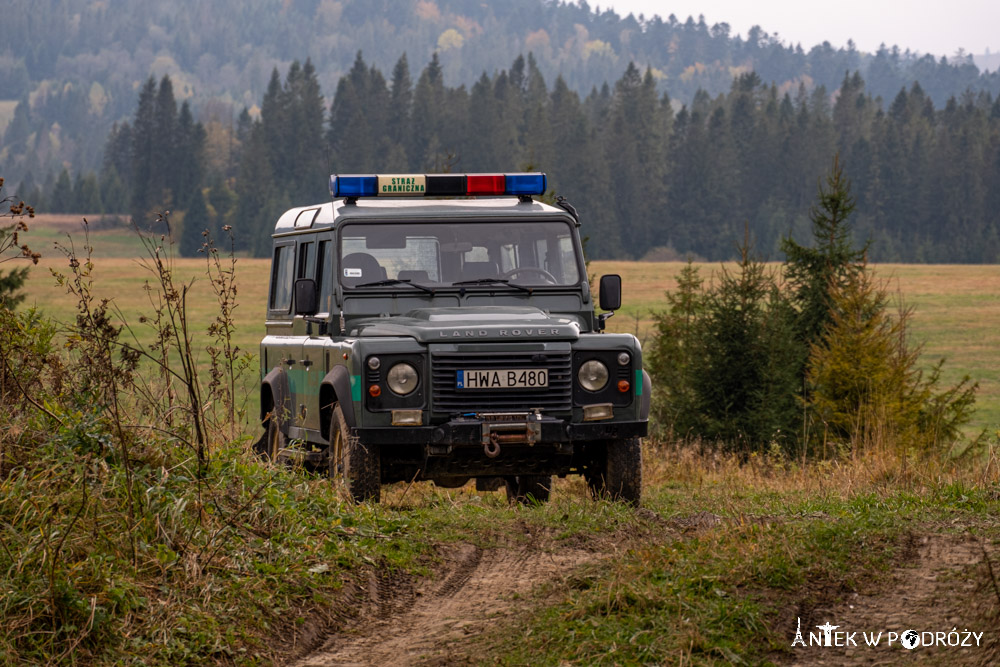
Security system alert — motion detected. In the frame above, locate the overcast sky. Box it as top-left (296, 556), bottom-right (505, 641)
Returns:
top-left (596, 0), bottom-right (999, 57)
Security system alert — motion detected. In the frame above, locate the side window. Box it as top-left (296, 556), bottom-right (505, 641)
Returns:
top-left (317, 240), bottom-right (333, 313)
top-left (558, 235), bottom-right (578, 282)
top-left (297, 241), bottom-right (315, 280)
top-left (269, 245), bottom-right (294, 312)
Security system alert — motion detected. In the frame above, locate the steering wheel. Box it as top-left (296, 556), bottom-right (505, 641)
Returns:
top-left (500, 267), bottom-right (558, 283)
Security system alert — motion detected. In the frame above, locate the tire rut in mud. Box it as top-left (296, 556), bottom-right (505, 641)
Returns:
top-left (787, 532), bottom-right (1000, 666)
top-left (291, 541), bottom-right (596, 666)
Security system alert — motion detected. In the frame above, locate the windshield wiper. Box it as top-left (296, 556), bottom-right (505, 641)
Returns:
top-left (353, 278), bottom-right (435, 294)
top-left (450, 278), bottom-right (531, 293)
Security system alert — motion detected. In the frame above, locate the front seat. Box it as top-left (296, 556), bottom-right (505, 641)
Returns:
top-left (341, 252), bottom-right (386, 286)
top-left (462, 261), bottom-right (499, 280)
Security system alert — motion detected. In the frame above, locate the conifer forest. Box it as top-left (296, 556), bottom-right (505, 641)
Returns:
top-left (4, 0), bottom-right (1000, 262)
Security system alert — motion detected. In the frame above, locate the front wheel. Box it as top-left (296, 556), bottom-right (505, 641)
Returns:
top-left (587, 438), bottom-right (642, 505)
top-left (253, 416), bottom-right (285, 462)
top-left (505, 475), bottom-right (551, 504)
top-left (328, 404), bottom-right (381, 503)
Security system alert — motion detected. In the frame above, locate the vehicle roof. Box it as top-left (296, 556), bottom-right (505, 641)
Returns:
top-left (274, 197), bottom-right (572, 234)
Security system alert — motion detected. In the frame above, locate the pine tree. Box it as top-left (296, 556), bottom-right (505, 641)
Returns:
top-left (173, 101), bottom-right (206, 203)
top-left (151, 75), bottom-right (179, 216)
top-left (387, 53), bottom-right (413, 168)
top-left (102, 121), bottom-right (133, 190)
top-left (521, 54), bottom-right (553, 170)
top-left (129, 77), bottom-right (158, 225)
top-left (75, 172), bottom-right (103, 213)
top-left (3, 99), bottom-right (31, 152)
top-left (605, 63), bottom-right (667, 257)
top-left (179, 188), bottom-right (210, 257)
top-left (646, 261), bottom-right (707, 438)
top-left (99, 168), bottom-right (127, 214)
top-left (410, 53), bottom-right (446, 170)
top-left (807, 267), bottom-right (977, 454)
top-left (782, 155), bottom-right (868, 351)
top-left (688, 237), bottom-right (801, 452)
top-left (548, 75), bottom-right (615, 256)
top-left (285, 59), bottom-right (326, 201)
top-left (328, 53), bottom-right (372, 173)
top-left (49, 169), bottom-right (74, 213)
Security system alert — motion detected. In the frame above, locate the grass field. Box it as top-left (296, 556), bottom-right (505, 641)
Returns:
top-left (14, 216), bottom-right (1000, 433)
top-left (5, 216), bottom-right (1000, 664)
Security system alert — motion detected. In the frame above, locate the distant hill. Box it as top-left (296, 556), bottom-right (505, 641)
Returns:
top-left (2, 0), bottom-right (999, 186)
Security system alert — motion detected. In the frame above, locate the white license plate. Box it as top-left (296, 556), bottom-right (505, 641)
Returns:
top-left (457, 368), bottom-right (548, 389)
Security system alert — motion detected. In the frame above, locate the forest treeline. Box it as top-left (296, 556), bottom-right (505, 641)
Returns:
top-left (18, 51), bottom-right (1000, 262)
top-left (3, 0), bottom-right (999, 189)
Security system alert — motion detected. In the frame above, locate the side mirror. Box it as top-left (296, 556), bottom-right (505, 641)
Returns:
top-left (599, 274), bottom-right (622, 312)
top-left (294, 278), bottom-right (318, 316)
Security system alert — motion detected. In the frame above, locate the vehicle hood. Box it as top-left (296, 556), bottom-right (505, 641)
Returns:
top-left (347, 306), bottom-right (581, 342)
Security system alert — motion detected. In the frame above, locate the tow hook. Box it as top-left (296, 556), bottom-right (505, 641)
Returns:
top-left (484, 432), bottom-right (501, 458)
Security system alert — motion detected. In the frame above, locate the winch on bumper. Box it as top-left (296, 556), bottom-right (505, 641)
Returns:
top-left (356, 410), bottom-right (648, 477)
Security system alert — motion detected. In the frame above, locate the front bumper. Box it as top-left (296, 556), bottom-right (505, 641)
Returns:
top-left (364, 415), bottom-right (647, 479)
top-left (355, 415), bottom-right (647, 446)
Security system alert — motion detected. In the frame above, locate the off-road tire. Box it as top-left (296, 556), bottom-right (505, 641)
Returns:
top-left (432, 476), bottom-right (470, 489)
top-left (253, 418), bottom-right (285, 462)
top-left (588, 438), bottom-right (642, 505)
top-left (328, 403), bottom-right (380, 503)
top-left (505, 475), bottom-right (551, 504)
top-left (475, 476), bottom-right (504, 492)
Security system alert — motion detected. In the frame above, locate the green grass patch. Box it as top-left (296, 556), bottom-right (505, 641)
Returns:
top-left (473, 480), bottom-right (1000, 665)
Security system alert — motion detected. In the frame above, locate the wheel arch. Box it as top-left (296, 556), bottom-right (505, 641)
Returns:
top-left (261, 367), bottom-right (291, 433)
top-left (320, 365), bottom-right (356, 443)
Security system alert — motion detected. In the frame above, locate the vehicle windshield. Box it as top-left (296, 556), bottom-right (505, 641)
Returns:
top-left (339, 221), bottom-right (582, 288)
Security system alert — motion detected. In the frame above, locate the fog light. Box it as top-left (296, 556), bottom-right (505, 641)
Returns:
top-left (583, 403), bottom-right (614, 421)
top-left (368, 384), bottom-right (381, 398)
top-left (392, 409), bottom-right (422, 426)
top-left (618, 380), bottom-right (630, 393)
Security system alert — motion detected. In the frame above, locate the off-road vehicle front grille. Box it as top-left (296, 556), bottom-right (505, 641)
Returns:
top-left (431, 348), bottom-right (573, 414)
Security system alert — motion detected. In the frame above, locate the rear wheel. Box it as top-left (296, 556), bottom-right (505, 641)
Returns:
top-left (505, 475), bottom-right (551, 504)
top-left (587, 438), bottom-right (642, 505)
top-left (328, 404), bottom-right (380, 502)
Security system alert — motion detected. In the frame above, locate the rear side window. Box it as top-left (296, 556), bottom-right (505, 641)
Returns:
top-left (298, 241), bottom-right (315, 280)
top-left (317, 240), bottom-right (333, 313)
top-left (270, 245), bottom-right (294, 312)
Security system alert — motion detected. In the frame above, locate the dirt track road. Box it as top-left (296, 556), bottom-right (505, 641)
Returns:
top-left (789, 532), bottom-right (999, 666)
top-left (286, 516), bottom-right (998, 667)
top-left (292, 540), bottom-right (596, 666)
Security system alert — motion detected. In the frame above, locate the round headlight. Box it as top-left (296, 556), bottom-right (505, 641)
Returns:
top-left (578, 360), bottom-right (609, 392)
top-left (387, 362), bottom-right (418, 395)
top-left (617, 352), bottom-right (631, 366)
top-left (367, 356), bottom-right (381, 370)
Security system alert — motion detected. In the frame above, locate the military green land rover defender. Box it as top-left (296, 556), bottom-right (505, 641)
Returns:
top-left (256, 172), bottom-right (649, 503)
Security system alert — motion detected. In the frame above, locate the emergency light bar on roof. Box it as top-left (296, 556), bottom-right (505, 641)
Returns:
top-left (329, 173), bottom-right (547, 199)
